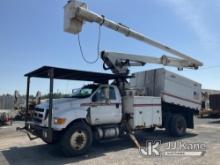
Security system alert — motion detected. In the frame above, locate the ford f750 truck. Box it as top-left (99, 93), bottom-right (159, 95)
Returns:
top-left (18, 0), bottom-right (203, 156)
top-left (19, 66), bottom-right (201, 156)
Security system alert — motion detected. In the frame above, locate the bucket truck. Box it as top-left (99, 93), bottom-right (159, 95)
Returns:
top-left (19, 0), bottom-right (203, 157)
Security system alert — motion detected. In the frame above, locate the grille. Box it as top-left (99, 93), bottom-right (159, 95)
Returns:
top-left (33, 108), bottom-right (45, 124)
top-left (35, 108), bottom-right (44, 112)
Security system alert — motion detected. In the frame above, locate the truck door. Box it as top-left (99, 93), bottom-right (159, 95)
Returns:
top-left (89, 85), bottom-right (122, 125)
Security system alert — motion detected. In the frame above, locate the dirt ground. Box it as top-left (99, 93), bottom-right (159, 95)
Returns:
top-left (0, 117), bottom-right (220, 165)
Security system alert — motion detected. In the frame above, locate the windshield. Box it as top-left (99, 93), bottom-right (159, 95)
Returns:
top-left (72, 85), bottom-right (99, 98)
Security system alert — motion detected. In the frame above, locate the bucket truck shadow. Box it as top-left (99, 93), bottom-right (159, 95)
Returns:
top-left (2, 130), bottom-right (197, 165)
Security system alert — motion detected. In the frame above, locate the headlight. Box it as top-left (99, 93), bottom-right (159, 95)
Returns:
top-left (53, 118), bottom-right (66, 125)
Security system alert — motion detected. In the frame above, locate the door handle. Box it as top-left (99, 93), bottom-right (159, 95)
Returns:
top-left (116, 103), bottom-right (120, 108)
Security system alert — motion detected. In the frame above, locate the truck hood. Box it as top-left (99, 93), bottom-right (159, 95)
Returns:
top-left (36, 97), bottom-right (89, 111)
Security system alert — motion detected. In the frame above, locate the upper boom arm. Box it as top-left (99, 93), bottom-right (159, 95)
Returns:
top-left (64, 0), bottom-right (203, 72)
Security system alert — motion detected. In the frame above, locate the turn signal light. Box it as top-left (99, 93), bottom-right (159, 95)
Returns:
top-left (54, 118), bottom-right (66, 125)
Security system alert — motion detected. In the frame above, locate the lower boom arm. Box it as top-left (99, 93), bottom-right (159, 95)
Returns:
top-left (101, 51), bottom-right (199, 75)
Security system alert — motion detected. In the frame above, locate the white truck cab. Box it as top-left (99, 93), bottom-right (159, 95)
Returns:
top-left (34, 84), bottom-right (122, 131)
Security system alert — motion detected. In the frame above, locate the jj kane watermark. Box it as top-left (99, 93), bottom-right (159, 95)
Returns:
top-left (139, 140), bottom-right (206, 157)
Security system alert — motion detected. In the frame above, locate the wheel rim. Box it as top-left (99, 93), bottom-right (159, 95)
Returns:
top-left (70, 130), bottom-right (87, 150)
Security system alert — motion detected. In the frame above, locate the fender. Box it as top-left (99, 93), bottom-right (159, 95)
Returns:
top-left (52, 108), bottom-right (88, 131)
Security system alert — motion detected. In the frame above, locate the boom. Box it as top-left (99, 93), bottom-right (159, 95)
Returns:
top-left (64, 0), bottom-right (203, 70)
top-left (101, 51), bottom-right (201, 74)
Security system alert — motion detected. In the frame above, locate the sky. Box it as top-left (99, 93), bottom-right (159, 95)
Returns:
top-left (0, 0), bottom-right (220, 95)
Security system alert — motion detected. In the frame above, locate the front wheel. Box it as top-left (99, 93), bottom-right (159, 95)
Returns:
top-left (60, 121), bottom-right (93, 157)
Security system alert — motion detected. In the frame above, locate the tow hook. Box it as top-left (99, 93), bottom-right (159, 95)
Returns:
top-left (16, 126), bottom-right (39, 141)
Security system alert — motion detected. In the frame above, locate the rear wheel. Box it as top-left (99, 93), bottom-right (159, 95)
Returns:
top-left (169, 114), bottom-right (187, 137)
top-left (60, 121), bottom-right (92, 157)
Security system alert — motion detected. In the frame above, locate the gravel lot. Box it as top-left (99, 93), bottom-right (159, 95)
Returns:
top-left (0, 117), bottom-right (220, 165)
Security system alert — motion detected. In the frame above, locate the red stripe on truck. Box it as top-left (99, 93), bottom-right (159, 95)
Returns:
top-left (81, 103), bottom-right (161, 107)
top-left (133, 104), bottom-right (161, 107)
top-left (81, 103), bottom-right (120, 107)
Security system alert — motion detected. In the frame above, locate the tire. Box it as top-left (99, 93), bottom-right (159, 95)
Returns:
top-left (169, 114), bottom-right (187, 137)
top-left (60, 121), bottom-right (93, 157)
top-left (144, 127), bottom-right (155, 132)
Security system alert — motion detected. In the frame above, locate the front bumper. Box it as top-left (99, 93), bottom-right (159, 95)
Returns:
top-left (23, 122), bottom-right (54, 143)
